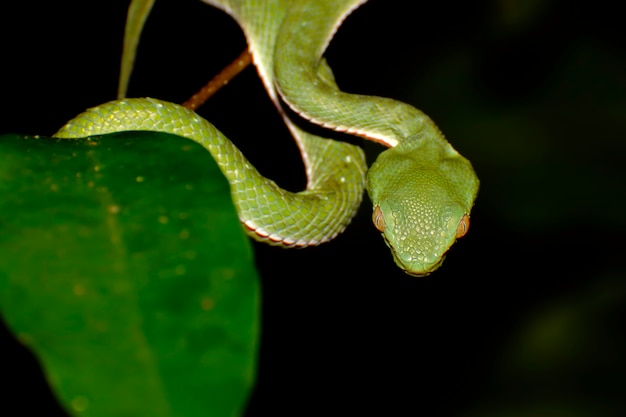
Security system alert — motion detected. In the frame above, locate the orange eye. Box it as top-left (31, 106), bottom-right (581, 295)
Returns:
top-left (372, 205), bottom-right (386, 232)
top-left (456, 214), bottom-right (470, 239)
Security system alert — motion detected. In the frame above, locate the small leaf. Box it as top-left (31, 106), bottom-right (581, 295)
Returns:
top-left (0, 132), bottom-right (259, 417)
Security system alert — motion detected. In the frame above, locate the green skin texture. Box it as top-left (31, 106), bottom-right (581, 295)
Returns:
top-left (55, 0), bottom-right (479, 276)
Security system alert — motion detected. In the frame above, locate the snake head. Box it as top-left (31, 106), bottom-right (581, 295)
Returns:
top-left (366, 135), bottom-right (479, 277)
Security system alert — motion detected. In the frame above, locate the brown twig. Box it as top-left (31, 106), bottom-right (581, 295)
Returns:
top-left (182, 49), bottom-right (252, 110)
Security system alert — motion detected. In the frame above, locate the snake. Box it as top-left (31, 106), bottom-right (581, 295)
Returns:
top-left (53, 0), bottom-right (479, 276)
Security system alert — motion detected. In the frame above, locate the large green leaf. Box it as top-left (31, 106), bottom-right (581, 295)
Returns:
top-left (0, 132), bottom-right (259, 417)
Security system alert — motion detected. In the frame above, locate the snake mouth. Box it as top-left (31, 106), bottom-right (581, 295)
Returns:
top-left (400, 255), bottom-right (447, 277)
top-left (388, 246), bottom-right (447, 277)
top-left (379, 230), bottom-right (448, 277)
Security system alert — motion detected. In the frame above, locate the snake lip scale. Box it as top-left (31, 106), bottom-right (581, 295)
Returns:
top-left (55, 0), bottom-right (479, 277)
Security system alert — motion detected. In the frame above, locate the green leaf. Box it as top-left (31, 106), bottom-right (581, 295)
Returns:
top-left (0, 132), bottom-right (259, 417)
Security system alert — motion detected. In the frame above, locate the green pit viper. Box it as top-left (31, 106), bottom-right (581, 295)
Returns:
top-left (54, 0), bottom-right (479, 276)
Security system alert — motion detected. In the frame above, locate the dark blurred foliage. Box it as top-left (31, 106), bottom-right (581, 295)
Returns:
top-left (1, 0), bottom-right (625, 416)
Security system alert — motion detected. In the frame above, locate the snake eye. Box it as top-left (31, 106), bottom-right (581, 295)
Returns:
top-left (456, 214), bottom-right (470, 239)
top-left (372, 205), bottom-right (386, 232)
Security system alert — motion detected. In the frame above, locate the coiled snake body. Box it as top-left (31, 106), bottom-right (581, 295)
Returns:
top-left (55, 0), bottom-right (479, 276)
